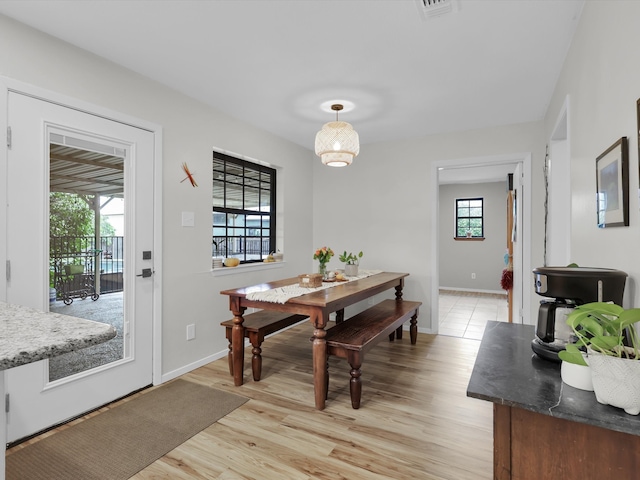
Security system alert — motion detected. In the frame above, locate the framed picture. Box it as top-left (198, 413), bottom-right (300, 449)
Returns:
top-left (596, 136), bottom-right (629, 228)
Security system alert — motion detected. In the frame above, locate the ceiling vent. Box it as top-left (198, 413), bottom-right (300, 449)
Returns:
top-left (416, 0), bottom-right (459, 20)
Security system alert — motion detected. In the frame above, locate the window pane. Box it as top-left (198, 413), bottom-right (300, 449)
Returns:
top-left (457, 207), bottom-right (469, 217)
top-left (469, 207), bottom-right (483, 217)
top-left (212, 180), bottom-right (224, 207)
top-left (469, 199), bottom-right (482, 208)
top-left (470, 218), bottom-right (482, 228)
top-left (245, 187), bottom-right (260, 211)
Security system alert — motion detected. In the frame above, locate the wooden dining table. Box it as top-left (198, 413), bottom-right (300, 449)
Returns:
top-left (220, 271), bottom-right (409, 410)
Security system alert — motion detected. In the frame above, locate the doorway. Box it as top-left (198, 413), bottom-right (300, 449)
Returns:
top-left (2, 86), bottom-right (161, 444)
top-left (430, 153), bottom-right (532, 336)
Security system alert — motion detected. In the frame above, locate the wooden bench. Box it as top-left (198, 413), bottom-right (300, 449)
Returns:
top-left (325, 299), bottom-right (421, 409)
top-left (221, 311), bottom-right (308, 381)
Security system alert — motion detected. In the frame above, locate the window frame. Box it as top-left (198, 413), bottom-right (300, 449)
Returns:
top-left (212, 151), bottom-right (276, 264)
top-left (455, 197), bottom-right (484, 239)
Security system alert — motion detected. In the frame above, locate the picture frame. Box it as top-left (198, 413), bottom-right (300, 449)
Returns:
top-left (596, 136), bottom-right (629, 228)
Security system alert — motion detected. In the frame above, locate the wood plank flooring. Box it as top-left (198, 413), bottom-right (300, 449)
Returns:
top-left (8, 321), bottom-right (494, 479)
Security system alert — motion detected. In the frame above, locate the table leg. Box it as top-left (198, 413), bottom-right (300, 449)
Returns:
top-left (230, 303), bottom-right (247, 386)
top-left (395, 278), bottom-right (404, 301)
top-left (311, 312), bottom-right (329, 410)
top-left (312, 327), bottom-right (327, 410)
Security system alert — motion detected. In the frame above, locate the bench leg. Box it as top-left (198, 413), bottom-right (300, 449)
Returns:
top-left (326, 357), bottom-right (330, 400)
top-left (225, 328), bottom-right (233, 376)
top-left (348, 362), bottom-right (363, 409)
top-left (335, 308), bottom-right (345, 324)
top-left (396, 325), bottom-right (403, 340)
top-left (248, 332), bottom-right (263, 381)
top-left (410, 312), bottom-right (418, 345)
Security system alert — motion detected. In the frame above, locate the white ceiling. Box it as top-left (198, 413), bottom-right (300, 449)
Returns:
top-left (0, 0), bottom-right (584, 155)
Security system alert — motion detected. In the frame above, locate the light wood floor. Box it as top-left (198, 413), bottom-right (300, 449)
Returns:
top-left (9, 322), bottom-right (494, 479)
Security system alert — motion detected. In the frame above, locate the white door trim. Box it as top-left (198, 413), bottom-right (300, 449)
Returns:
top-left (0, 75), bottom-right (163, 386)
top-left (430, 152), bottom-right (533, 332)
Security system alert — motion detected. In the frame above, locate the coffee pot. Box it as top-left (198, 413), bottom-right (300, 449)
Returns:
top-left (531, 267), bottom-right (627, 362)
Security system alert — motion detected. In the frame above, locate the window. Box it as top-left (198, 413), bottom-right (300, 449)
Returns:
top-left (455, 198), bottom-right (484, 238)
top-left (212, 152), bottom-right (276, 263)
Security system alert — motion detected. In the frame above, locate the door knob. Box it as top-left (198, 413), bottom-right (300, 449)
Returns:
top-left (137, 268), bottom-right (153, 278)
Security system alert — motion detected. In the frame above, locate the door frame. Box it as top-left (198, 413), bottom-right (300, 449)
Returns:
top-left (430, 152), bottom-right (533, 331)
top-left (0, 76), bottom-right (163, 386)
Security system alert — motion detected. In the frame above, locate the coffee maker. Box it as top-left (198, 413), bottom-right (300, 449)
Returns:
top-left (531, 266), bottom-right (627, 362)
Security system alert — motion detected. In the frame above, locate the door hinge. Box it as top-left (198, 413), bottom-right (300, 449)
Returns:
top-left (5, 393), bottom-right (9, 413)
top-left (5, 260), bottom-right (10, 282)
top-left (6, 126), bottom-right (11, 149)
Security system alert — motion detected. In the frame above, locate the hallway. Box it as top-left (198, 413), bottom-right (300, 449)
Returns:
top-left (438, 290), bottom-right (509, 340)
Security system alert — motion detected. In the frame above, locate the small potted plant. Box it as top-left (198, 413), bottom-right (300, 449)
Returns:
top-left (339, 250), bottom-right (363, 277)
top-left (559, 302), bottom-right (640, 414)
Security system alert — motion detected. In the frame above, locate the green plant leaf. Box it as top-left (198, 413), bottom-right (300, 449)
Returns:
top-left (559, 344), bottom-right (587, 366)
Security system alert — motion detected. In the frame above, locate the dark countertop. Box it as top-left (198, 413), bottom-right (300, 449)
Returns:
top-left (467, 320), bottom-right (640, 437)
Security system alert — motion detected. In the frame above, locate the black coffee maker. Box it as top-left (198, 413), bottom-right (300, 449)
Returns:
top-left (531, 266), bottom-right (627, 362)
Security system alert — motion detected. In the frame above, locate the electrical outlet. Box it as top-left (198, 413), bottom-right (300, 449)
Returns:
top-left (471, 273), bottom-right (476, 279)
top-left (186, 324), bottom-right (196, 340)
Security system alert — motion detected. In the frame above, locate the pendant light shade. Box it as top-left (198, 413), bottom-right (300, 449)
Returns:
top-left (315, 104), bottom-right (360, 167)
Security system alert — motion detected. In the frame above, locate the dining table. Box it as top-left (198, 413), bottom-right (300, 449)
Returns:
top-left (220, 271), bottom-right (409, 410)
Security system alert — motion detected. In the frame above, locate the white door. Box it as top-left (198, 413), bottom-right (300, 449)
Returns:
top-left (5, 92), bottom-right (155, 443)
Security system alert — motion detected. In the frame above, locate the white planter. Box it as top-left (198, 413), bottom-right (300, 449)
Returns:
top-left (561, 358), bottom-right (593, 391)
top-left (588, 348), bottom-right (640, 415)
top-left (344, 264), bottom-right (358, 276)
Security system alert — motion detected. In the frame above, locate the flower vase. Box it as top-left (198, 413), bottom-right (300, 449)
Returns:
top-left (318, 263), bottom-right (328, 279)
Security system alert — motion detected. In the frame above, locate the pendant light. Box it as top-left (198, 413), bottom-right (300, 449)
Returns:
top-left (314, 104), bottom-right (360, 167)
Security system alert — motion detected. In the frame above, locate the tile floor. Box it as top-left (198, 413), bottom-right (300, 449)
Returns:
top-left (438, 289), bottom-right (510, 340)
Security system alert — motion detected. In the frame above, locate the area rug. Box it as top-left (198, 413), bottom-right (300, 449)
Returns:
top-left (6, 379), bottom-right (248, 480)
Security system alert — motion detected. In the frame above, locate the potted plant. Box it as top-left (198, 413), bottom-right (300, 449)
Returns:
top-left (339, 250), bottom-right (363, 276)
top-left (559, 302), bottom-right (640, 414)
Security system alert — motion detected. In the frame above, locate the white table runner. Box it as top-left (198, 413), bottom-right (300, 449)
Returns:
top-left (246, 269), bottom-right (382, 304)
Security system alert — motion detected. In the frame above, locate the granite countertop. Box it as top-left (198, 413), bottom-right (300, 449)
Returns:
top-left (467, 320), bottom-right (640, 437)
top-left (0, 301), bottom-right (116, 370)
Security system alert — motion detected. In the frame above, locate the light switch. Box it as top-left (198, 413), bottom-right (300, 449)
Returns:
top-left (181, 211), bottom-right (195, 227)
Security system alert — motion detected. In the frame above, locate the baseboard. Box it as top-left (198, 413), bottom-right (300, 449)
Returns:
top-left (439, 287), bottom-right (507, 296)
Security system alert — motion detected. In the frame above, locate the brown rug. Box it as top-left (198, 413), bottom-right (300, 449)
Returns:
top-left (6, 379), bottom-right (248, 480)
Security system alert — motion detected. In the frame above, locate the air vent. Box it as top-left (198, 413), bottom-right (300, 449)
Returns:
top-left (416, 0), bottom-right (459, 19)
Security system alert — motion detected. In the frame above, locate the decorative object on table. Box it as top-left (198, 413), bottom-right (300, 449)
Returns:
top-left (272, 250), bottom-right (283, 262)
top-left (559, 302), bottom-right (640, 414)
top-left (314, 103), bottom-right (359, 167)
top-left (298, 273), bottom-right (323, 288)
top-left (595, 137), bottom-right (628, 228)
top-left (180, 162), bottom-right (198, 187)
top-left (212, 257), bottom-right (223, 269)
top-left (263, 254), bottom-right (275, 263)
top-left (339, 250), bottom-right (363, 277)
top-left (224, 257), bottom-right (240, 267)
top-left (313, 246), bottom-right (334, 279)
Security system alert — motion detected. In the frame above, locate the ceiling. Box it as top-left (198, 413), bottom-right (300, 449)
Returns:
top-left (0, 0), bottom-right (584, 156)
top-left (49, 144), bottom-right (124, 197)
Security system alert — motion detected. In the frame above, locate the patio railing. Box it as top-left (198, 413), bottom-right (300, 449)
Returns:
top-left (51, 236), bottom-right (124, 299)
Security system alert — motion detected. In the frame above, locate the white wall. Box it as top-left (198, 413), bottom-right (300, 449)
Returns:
top-left (0, 15), bottom-right (315, 378)
top-left (312, 122), bottom-right (546, 331)
top-left (545, 1), bottom-right (639, 309)
top-left (439, 181), bottom-right (508, 292)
